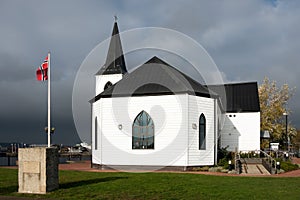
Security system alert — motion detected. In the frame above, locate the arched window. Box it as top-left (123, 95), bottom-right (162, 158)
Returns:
top-left (95, 117), bottom-right (98, 150)
top-left (132, 111), bottom-right (154, 149)
top-left (104, 81), bottom-right (113, 90)
top-left (199, 114), bottom-right (206, 150)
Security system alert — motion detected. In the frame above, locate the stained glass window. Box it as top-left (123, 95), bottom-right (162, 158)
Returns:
top-left (132, 111), bottom-right (154, 149)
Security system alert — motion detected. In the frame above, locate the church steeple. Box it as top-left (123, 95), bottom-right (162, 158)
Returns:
top-left (95, 18), bottom-right (127, 95)
top-left (97, 19), bottom-right (127, 75)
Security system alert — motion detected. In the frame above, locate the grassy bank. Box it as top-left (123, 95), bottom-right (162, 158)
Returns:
top-left (0, 168), bottom-right (299, 199)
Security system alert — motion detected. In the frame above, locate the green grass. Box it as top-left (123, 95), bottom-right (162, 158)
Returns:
top-left (1, 168), bottom-right (300, 200)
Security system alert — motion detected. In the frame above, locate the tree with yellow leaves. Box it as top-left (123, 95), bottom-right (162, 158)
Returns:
top-left (259, 77), bottom-right (296, 150)
top-left (292, 130), bottom-right (300, 154)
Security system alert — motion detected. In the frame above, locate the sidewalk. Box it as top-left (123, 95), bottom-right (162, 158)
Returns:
top-left (3, 159), bottom-right (300, 177)
top-left (58, 160), bottom-right (300, 177)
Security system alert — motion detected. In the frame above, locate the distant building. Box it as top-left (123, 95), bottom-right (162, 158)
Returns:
top-left (90, 21), bottom-right (260, 169)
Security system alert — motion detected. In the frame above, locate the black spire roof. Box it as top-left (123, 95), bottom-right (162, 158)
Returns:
top-left (96, 21), bottom-right (127, 75)
top-left (91, 56), bottom-right (216, 102)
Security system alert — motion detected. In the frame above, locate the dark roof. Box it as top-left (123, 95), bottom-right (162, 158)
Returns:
top-left (208, 82), bottom-right (260, 112)
top-left (96, 22), bottom-right (127, 75)
top-left (91, 56), bottom-right (217, 102)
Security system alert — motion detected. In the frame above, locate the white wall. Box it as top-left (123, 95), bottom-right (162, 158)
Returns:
top-left (95, 74), bottom-right (123, 95)
top-left (92, 100), bottom-right (102, 164)
top-left (220, 112), bottom-right (260, 152)
top-left (215, 100), bottom-right (222, 164)
top-left (188, 95), bottom-right (216, 166)
top-left (92, 94), bottom-right (189, 167)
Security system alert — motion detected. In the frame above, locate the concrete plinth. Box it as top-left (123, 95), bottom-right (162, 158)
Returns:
top-left (18, 147), bottom-right (59, 194)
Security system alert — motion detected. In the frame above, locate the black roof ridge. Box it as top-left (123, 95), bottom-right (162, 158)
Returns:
top-left (118, 56), bottom-right (202, 87)
top-left (144, 56), bottom-right (210, 90)
top-left (143, 56), bottom-right (215, 94)
top-left (145, 56), bottom-right (171, 65)
top-left (207, 81), bottom-right (258, 87)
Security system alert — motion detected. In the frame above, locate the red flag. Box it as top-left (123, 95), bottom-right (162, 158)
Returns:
top-left (36, 55), bottom-right (49, 81)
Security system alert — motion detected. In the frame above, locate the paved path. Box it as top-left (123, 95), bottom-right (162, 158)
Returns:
top-left (243, 164), bottom-right (270, 175)
top-left (3, 158), bottom-right (300, 177)
top-left (58, 160), bottom-right (300, 177)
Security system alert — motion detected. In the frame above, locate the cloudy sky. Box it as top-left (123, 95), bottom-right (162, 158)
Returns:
top-left (0, 0), bottom-right (299, 145)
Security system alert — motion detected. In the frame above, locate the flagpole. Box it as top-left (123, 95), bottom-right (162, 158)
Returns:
top-left (47, 52), bottom-right (51, 147)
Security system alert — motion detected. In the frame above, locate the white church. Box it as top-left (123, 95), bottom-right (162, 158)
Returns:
top-left (90, 21), bottom-right (260, 170)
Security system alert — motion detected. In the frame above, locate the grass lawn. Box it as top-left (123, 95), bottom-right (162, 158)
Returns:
top-left (0, 168), bottom-right (300, 200)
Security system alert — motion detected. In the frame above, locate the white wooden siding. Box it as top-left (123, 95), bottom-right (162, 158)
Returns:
top-left (93, 93), bottom-right (260, 166)
top-left (188, 95), bottom-right (215, 166)
top-left (92, 100), bottom-right (102, 164)
top-left (220, 112), bottom-right (260, 152)
top-left (95, 74), bottom-right (123, 95)
top-left (93, 94), bottom-right (189, 166)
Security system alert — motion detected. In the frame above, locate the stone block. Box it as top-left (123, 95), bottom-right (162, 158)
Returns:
top-left (18, 147), bottom-right (59, 194)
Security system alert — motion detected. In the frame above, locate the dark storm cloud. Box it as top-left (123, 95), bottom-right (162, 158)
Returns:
top-left (166, 0), bottom-right (300, 126)
top-left (0, 0), bottom-right (113, 144)
top-left (0, 0), bottom-right (299, 145)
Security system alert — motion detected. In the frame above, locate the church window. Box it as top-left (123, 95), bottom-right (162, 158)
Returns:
top-left (199, 114), bottom-right (206, 150)
top-left (95, 117), bottom-right (98, 150)
top-left (132, 111), bottom-right (154, 149)
top-left (104, 81), bottom-right (113, 90)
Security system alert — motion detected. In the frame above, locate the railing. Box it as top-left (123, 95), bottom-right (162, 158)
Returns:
top-left (235, 152), bottom-right (243, 174)
top-left (241, 157), bottom-right (248, 173)
top-left (235, 150), bottom-right (276, 174)
top-left (258, 150), bottom-right (276, 174)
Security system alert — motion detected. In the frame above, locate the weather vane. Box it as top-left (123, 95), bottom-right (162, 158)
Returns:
top-left (114, 15), bottom-right (118, 22)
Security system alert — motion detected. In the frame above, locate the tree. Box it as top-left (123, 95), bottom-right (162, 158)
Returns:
top-left (259, 77), bottom-right (296, 150)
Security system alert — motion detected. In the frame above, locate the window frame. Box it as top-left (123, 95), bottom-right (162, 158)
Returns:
top-left (132, 111), bottom-right (154, 150)
top-left (104, 81), bottom-right (113, 90)
top-left (95, 117), bottom-right (98, 150)
top-left (199, 113), bottom-right (206, 150)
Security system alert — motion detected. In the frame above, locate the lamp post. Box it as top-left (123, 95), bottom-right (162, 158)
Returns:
top-left (44, 127), bottom-right (55, 146)
top-left (283, 112), bottom-right (288, 151)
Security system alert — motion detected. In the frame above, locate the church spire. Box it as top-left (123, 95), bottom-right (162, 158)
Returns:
top-left (97, 18), bottom-right (127, 75)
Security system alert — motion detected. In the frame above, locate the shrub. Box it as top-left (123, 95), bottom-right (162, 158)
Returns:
top-left (240, 151), bottom-right (260, 158)
top-left (209, 166), bottom-right (223, 172)
top-left (280, 162), bottom-right (299, 172)
top-left (217, 146), bottom-right (233, 169)
top-left (192, 166), bottom-right (210, 171)
top-left (199, 166), bottom-right (210, 171)
top-left (279, 161), bottom-right (299, 172)
top-left (218, 157), bottom-right (229, 169)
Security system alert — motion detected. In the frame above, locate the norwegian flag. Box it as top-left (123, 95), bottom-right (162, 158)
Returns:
top-left (36, 55), bottom-right (49, 81)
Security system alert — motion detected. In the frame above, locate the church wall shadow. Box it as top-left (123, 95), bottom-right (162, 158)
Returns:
top-left (220, 115), bottom-right (241, 152)
top-left (0, 185), bottom-right (18, 195)
top-left (59, 176), bottom-right (128, 189)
